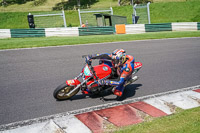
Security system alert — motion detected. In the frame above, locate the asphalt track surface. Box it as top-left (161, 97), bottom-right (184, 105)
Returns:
top-left (0, 37), bottom-right (200, 125)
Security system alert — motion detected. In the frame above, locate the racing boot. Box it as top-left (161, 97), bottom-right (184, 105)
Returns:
top-left (113, 89), bottom-right (123, 97)
top-left (112, 86), bottom-right (123, 97)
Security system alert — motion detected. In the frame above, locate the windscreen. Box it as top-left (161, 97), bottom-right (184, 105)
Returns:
top-left (83, 65), bottom-right (92, 76)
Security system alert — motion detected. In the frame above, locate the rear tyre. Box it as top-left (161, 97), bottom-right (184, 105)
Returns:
top-left (53, 83), bottom-right (80, 100)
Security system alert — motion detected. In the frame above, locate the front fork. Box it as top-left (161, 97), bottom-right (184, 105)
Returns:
top-left (66, 74), bottom-right (92, 97)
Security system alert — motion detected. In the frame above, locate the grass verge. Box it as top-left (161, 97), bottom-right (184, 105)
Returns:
top-left (0, 1), bottom-right (200, 28)
top-left (0, 31), bottom-right (200, 50)
top-left (113, 107), bottom-right (200, 133)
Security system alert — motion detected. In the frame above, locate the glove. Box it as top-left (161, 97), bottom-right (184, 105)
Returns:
top-left (86, 55), bottom-right (92, 65)
top-left (86, 55), bottom-right (92, 60)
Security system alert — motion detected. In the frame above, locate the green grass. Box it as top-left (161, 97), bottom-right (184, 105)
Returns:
top-left (113, 107), bottom-right (200, 133)
top-left (0, 1), bottom-right (200, 28)
top-left (0, 31), bottom-right (200, 50)
top-left (0, 12), bottom-right (30, 29)
top-left (89, 0), bottom-right (118, 8)
top-left (113, 6), bottom-right (133, 24)
top-left (150, 1), bottom-right (200, 23)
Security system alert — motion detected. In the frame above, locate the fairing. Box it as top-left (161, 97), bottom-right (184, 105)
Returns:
top-left (83, 64), bottom-right (112, 80)
top-left (93, 64), bottom-right (112, 79)
top-left (66, 79), bottom-right (81, 86)
top-left (134, 62), bottom-right (142, 69)
top-left (83, 64), bottom-right (112, 87)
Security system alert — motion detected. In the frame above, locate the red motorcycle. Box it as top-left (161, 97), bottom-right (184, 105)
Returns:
top-left (53, 56), bottom-right (142, 100)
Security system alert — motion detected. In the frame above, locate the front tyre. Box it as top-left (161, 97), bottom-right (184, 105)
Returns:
top-left (53, 83), bottom-right (80, 100)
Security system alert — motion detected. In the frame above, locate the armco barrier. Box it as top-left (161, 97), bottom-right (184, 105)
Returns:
top-left (198, 22), bottom-right (200, 30)
top-left (172, 22), bottom-right (198, 31)
top-left (79, 26), bottom-right (115, 36)
top-left (0, 22), bottom-right (199, 38)
top-left (0, 29), bottom-right (11, 38)
top-left (125, 24), bottom-right (145, 34)
top-left (115, 24), bottom-right (126, 34)
top-left (10, 29), bottom-right (45, 38)
top-left (145, 23), bottom-right (172, 32)
top-left (45, 27), bottom-right (79, 37)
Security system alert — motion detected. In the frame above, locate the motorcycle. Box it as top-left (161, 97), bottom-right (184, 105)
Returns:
top-left (53, 56), bottom-right (142, 100)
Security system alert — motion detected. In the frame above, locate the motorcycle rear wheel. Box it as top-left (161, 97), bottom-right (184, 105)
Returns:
top-left (53, 83), bottom-right (80, 100)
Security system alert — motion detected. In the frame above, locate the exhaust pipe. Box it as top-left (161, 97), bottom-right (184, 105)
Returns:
top-left (132, 76), bottom-right (139, 82)
top-left (125, 76), bottom-right (139, 86)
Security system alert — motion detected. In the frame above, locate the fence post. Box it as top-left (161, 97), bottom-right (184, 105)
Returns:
top-left (78, 9), bottom-right (82, 26)
top-left (62, 10), bottom-right (67, 28)
top-left (110, 7), bottom-right (113, 15)
top-left (147, 2), bottom-right (151, 24)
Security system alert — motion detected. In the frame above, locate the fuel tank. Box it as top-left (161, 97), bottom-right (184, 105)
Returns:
top-left (93, 64), bottom-right (112, 79)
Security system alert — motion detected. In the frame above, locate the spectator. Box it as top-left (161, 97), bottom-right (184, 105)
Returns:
top-left (81, 23), bottom-right (86, 27)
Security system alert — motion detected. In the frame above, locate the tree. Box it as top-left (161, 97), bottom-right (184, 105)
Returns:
top-left (1, 0), bottom-right (34, 5)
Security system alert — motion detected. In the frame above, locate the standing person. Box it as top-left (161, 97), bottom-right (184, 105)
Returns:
top-left (81, 23), bottom-right (86, 27)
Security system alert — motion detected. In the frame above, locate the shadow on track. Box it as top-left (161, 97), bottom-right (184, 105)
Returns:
top-left (63, 84), bottom-right (142, 102)
top-left (102, 84), bottom-right (142, 101)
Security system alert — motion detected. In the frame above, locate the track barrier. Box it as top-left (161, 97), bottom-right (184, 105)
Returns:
top-left (0, 22), bottom-right (199, 38)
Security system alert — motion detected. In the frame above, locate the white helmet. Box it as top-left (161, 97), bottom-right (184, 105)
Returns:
top-left (112, 49), bottom-right (126, 66)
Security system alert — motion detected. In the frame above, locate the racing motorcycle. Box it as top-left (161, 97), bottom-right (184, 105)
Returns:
top-left (53, 56), bottom-right (142, 100)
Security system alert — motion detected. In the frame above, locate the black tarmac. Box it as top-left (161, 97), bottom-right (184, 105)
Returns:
top-left (0, 37), bottom-right (200, 125)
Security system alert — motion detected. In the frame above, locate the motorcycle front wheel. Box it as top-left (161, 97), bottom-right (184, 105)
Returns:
top-left (53, 83), bottom-right (80, 100)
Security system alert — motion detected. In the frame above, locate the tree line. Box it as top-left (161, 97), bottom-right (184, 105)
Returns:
top-left (1, 0), bottom-right (151, 7)
top-left (1, 0), bottom-right (33, 5)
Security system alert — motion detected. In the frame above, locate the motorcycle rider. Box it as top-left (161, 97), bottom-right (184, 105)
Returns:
top-left (87, 49), bottom-right (135, 97)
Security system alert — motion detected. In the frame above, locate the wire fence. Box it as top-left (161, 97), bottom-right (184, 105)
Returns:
top-left (133, 2), bottom-right (151, 24)
top-left (31, 10), bottom-right (67, 28)
top-left (78, 8), bottom-right (113, 27)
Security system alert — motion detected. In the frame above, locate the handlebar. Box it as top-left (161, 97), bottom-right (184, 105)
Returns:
top-left (82, 55), bottom-right (87, 58)
top-left (82, 55), bottom-right (92, 65)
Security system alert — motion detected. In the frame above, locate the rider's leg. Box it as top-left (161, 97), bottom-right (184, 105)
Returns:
top-left (112, 77), bottom-right (125, 97)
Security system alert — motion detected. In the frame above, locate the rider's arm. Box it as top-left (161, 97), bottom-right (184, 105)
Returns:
top-left (98, 77), bottom-right (125, 87)
top-left (90, 53), bottom-right (112, 60)
top-left (107, 77), bottom-right (125, 86)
